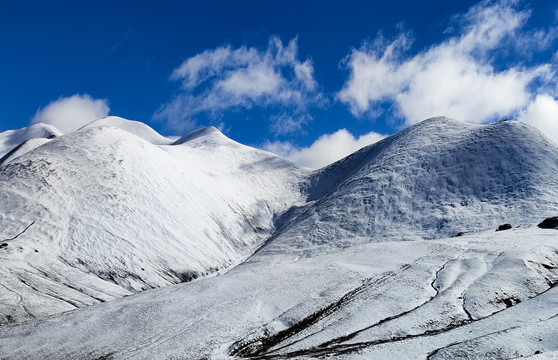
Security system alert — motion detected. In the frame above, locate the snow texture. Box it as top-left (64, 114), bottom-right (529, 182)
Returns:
top-left (0, 116), bottom-right (557, 360)
top-left (0, 123), bottom-right (62, 164)
top-left (0, 117), bottom-right (306, 324)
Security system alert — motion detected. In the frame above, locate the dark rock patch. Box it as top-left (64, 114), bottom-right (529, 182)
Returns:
top-left (92, 353), bottom-right (114, 360)
top-left (176, 271), bottom-right (198, 283)
top-left (538, 216), bottom-right (558, 229)
top-left (164, 269), bottom-right (199, 284)
top-left (496, 224), bottom-right (512, 231)
top-left (497, 297), bottom-right (521, 308)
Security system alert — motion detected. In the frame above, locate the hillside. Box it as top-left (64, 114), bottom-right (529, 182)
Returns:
top-left (0, 117), bottom-right (557, 359)
top-left (0, 220), bottom-right (557, 359)
top-left (264, 117), bottom-right (558, 255)
top-left (0, 118), bottom-right (307, 324)
top-left (0, 123), bottom-right (63, 165)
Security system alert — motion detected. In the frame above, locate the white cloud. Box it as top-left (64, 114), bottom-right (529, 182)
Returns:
top-left (155, 36), bottom-right (322, 135)
top-left (268, 113), bottom-right (312, 136)
top-left (338, 0), bottom-right (556, 126)
top-left (32, 94), bottom-right (110, 133)
top-left (265, 129), bottom-right (385, 169)
top-left (518, 94), bottom-right (558, 144)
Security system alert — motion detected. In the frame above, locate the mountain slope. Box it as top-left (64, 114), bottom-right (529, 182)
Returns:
top-left (80, 116), bottom-right (174, 145)
top-left (0, 123), bottom-right (63, 164)
top-left (0, 223), bottom-right (556, 360)
top-left (0, 120), bottom-right (307, 324)
top-left (0, 117), bottom-right (557, 360)
top-left (264, 117), bottom-right (558, 254)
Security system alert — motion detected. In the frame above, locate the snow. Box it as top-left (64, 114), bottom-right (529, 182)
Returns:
top-left (0, 226), bottom-right (556, 359)
top-left (0, 116), bottom-right (557, 359)
top-left (0, 118), bottom-right (306, 324)
top-left (0, 138), bottom-right (52, 165)
top-left (80, 116), bottom-right (175, 145)
top-left (172, 125), bottom-right (224, 145)
top-left (0, 123), bottom-right (62, 163)
top-left (266, 117), bottom-right (558, 255)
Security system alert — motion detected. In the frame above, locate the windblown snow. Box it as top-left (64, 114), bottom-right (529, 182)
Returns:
top-left (0, 116), bottom-right (557, 360)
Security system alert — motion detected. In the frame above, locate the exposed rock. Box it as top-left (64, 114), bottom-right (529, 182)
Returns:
top-left (496, 224), bottom-right (512, 231)
top-left (537, 216), bottom-right (558, 229)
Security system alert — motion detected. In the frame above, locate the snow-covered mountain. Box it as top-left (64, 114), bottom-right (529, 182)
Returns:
top-left (0, 116), bottom-right (557, 359)
top-left (264, 117), bottom-right (558, 254)
top-left (0, 123), bottom-right (63, 165)
top-left (0, 116), bottom-right (307, 324)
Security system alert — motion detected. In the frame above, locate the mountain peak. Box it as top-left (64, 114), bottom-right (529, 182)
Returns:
top-left (406, 116), bottom-right (473, 133)
top-left (172, 126), bottom-right (229, 146)
top-left (419, 115), bottom-right (455, 124)
top-left (270, 117), bottom-right (558, 254)
top-left (0, 122), bottom-right (63, 160)
top-left (80, 116), bottom-right (174, 145)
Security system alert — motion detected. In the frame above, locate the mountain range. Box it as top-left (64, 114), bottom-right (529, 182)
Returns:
top-left (0, 116), bottom-right (557, 359)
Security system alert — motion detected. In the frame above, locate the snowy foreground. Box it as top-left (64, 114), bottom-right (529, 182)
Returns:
top-left (0, 117), bottom-right (557, 359)
top-left (1, 226), bottom-right (557, 359)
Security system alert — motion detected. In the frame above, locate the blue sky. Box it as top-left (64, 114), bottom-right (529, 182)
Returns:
top-left (1, 0), bottom-right (557, 167)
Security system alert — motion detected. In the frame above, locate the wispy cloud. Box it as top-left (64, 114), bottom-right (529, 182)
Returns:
top-left (31, 94), bottom-right (110, 133)
top-left (108, 28), bottom-right (131, 54)
top-left (154, 36), bottom-right (323, 135)
top-left (338, 0), bottom-right (557, 128)
top-left (264, 129), bottom-right (385, 169)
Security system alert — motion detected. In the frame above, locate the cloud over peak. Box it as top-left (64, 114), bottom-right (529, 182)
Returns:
top-left (155, 36), bottom-right (322, 135)
top-left (32, 94), bottom-right (110, 133)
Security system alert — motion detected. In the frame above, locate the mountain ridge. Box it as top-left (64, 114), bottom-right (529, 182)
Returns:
top-left (0, 115), bottom-right (557, 339)
top-left (0, 120), bottom-right (307, 324)
top-left (0, 122), bottom-right (63, 161)
top-left (262, 117), bottom-right (558, 255)
top-left (1, 116), bottom-right (558, 359)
